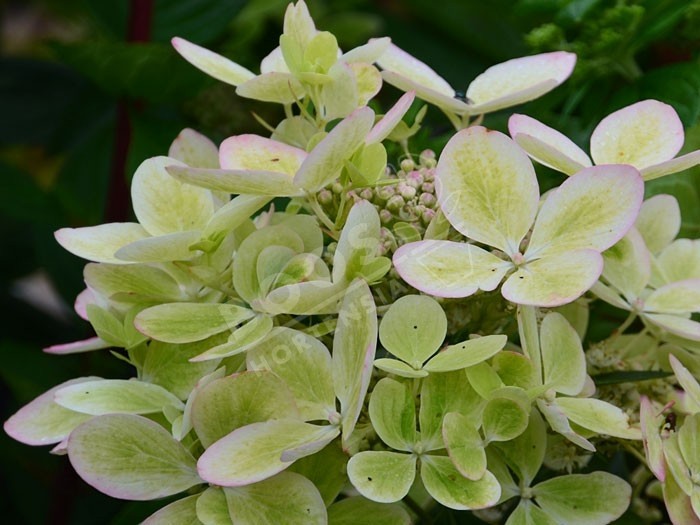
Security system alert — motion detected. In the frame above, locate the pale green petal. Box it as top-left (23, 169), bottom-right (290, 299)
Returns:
top-left (172, 37), bottom-right (254, 87)
top-left (333, 280), bottom-right (377, 443)
top-left (641, 150), bottom-right (700, 181)
top-left (282, 0), bottom-right (316, 55)
top-left (219, 134), bottom-right (307, 175)
top-left (657, 239), bottom-right (700, 284)
top-left (465, 361), bottom-right (504, 399)
top-left (442, 412), bottom-right (486, 480)
top-left (663, 468), bottom-right (700, 525)
top-left (168, 128), bottom-right (219, 169)
top-left (467, 52), bottom-right (576, 115)
top-left (350, 62), bottom-right (382, 107)
top-left (436, 126), bottom-right (539, 255)
top-left (665, 433), bottom-right (694, 494)
top-left (327, 496), bottom-right (411, 525)
top-left (115, 230), bottom-right (201, 263)
top-left (55, 379), bottom-right (183, 415)
top-left (645, 279), bottom-right (700, 314)
top-left (533, 471), bottom-right (631, 525)
top-left (247, 327), bottom-right (335, 421)
top-left (669, 355), bottom-right (700, 412)
top-left (143, 494), bottom-right (202, 525)
top-left (376, 43), bottom-right (453, 97)
top-left (590, 100), bottom-right (684, 169)
top-left (224, 472), bottom-right (327, 525)
top-left (320, 63), bottom-right (358, 120)
top-left (492, 351), bottom-right (537, 390)
top-left (554, 397), bottom-right (641, 440)
top-left (294, 107), bottom-right (375, 191)
top-left (196, 487), bottom-right (231, 525)
top-left (380, 70), bottom-right (469, 115)
top-left (135, 303), bottom-right (255, 344)
top-left (167, 165), bottom-right (301, 197)
top-left (333, 200), bottom-right (381, 283)
top-left (366, 91), bottom-right (415, 145)
top-left (540, 312), bottom-right (587, 395)
top-left (347, 451), bottom-right (416, 503)
top-left (601, 228), bottom-right (651, 301)
top-left (678, 414), bottom-right (700, 476)
top-left (635, 194), bottom-right (681, 254)
top-left (536, 399), bottom-right (594, 451)
top-left (3, 377), bottom-right (96, 446)
top-left (645, 313), bottom-right (700, 341)
top-left (639, 396), bottom-right (666, 481)
top-left (420, 455), bottom-right (501, 510)
top-left (494, 409), bottom-right (546, 486)
top-left (369, 378), bottom-right (417, 452)
top-left (236, 72), bottom-right (306, 104)
top-left (272, 116), bottom-right (317, 149)
top-left (502, 250), bottom-right (603, 307)
top-left (83, 262), bottom-right (184, 303)
top-left (526, 165), bottom-right (643, 258)
top-left (199, 196), bottom-right (270, 251)
top-left (68, 414), bottom-right (201, 500)
top-left (288, 443), bottom-right (347, 506)
top-left (379, 295), bottom-right (447, 367)
top-left (263, 280), bottom-right (345, 315)
top-left (55, 223), bottom-right (148, 264)
top-left (373, 358), bottom-right (428, 378)
top-left (424, 335), bottom-right (507, 373)
top-left (482, 388), bottom-right (530, 442)
top-left (197, 419), bottom-right (339, 486)
top-left (393, 240), bottom-right (512, 298)
top-left (508, 114), bottom-right (591, 176)
top-left (589, 281), bottom-right (630, 310)
top-left (506, 500), bottom-right (557, 525)
top-left (190, 315), bottom-right (274, 362)
top-left (191, 371), bottom-right (299, 448)
top-left (131, 156), bottom-right (215, 236)
top-left (341, 37), bottom-right (391, 64)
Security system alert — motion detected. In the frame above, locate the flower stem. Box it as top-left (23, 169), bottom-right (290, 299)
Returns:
top-left (518, 305), bottom-right (542, 384)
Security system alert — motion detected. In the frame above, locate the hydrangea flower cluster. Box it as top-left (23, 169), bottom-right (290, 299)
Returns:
top-left (5, 2), bottom-right (700, 523)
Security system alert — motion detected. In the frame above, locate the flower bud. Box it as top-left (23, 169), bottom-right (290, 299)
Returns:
top-left (400, 158), bottom-right (415, 172)
top-left (386, 195), bottom-right (405, 212)
top-left (317, 189), bottom-right (333, 205)
top-left (419, 192), bottom-right (436, 208)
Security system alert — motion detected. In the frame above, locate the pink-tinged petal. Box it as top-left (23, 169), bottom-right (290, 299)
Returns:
top-left (341, 37), bottom-right (391, 64)
top-left (636, 194), bottom-right (681, 255)
top-left (381, 70), bottom-right (470, 115)
top-left (526, 164), bottom-right (644, 258)
top-left (502, 250), bottom-right (604, 307)
top-left (436, 126), bottom-right (539, 255)
top-left (74, 288), bottom-right (96, 320)
top-left (167, 165), bottom-right (301, 197)
top-left (590, 281), bottom-right (632, 310)
top-left (168, 128), bottom-right (219, 169)
top-left (590, 100), bottom-right (684, 168)
top-left (645, 313), bottom-right (700, 341)
top-left (55, 223), bottom-right (148, 264)
top-left (641, 150), bottom-right (700, 181)
top-left (219, 134), bottom-right (307, 175)
top-left (640, 396), bottom-right (666, 481)
top-left (44, 337), bottom-right (110, 355)
top-left (376, 43), bottom-right (454, 97)
top-left (466, 52), bottom-right (576, 114)
top-left (50, 437), bottom-right (69, 455)
top-left (260, 46), bottom-right (289, 74)
top-left (172, 37), bottom-right (255, 87)
top-left (293, 106), bottom-right (375, 192)
top-left (645, 279), bottom-right (700, 315)
top-left (366, 91), bottom-right (415, 144)
top-left (393, 240), bottom-right (512, 298)
top-left (508, 114), bottom-right (591, 175)
top-left (4, 377), bottom-right (98, 445)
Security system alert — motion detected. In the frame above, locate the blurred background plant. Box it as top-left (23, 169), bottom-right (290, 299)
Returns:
top-left (0, 0), bottom-right (698, 523)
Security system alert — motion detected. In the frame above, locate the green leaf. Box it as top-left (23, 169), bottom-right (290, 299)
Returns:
top-left (540, 312), bottom-right (586, 395)
top-left (369, 378), bottom-right (417, 451)
top-left (379, 295), bottom-right (447, 368)
top-left (327, 496), bottom-right (411, 525)
top-left (54, 379), bottom-right (183, 415)
top-left (333, 280), bottom-right (377, 443)
top-left (442, 412), bottom-right (486, 480)
top-left (424, 335), bottom-right (507, 373)
top-left (3, 377), bottom-right (96, 446)
top-left (191, 371), bottom-right (299, 448)
top-left (135, 303), bottom-right (255, 344)
top-left (131, 156), bottom-right (215, 236)
top-left (435, 126), bottom-right (539, 256)
top-left (533, 471), bottom-right (631, 525)
top-left (68, 414), bottom-right (201, 500)
top-left (224, 471), bottom-right (327, 524)
top-left (420, 455), bottom-right (501, 511)
top-left (197, 419), bottom-right (339, 486)
top-left (143, 494), bottom-right (203, 525)
top-left (347, 451), bottom-right (416, 503)
top-left (247, 327), bottom-right (335, 421)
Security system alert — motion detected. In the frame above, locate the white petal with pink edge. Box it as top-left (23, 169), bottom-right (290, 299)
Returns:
top-left (219, 134), bottom-right (307, 175)
top-left (508, 113), bottom-right (591, 175)
top-left (44, 337), bottom-right (110, 355)
top-left (526, 164), bottom-right (644, 259)
top-left (641, 150), bottom-right (700, 181)
top-left (644, 313), bottom-right (700, 341)
top-left (168, 128), bottom-right (219, 169)
top-left (376, 43), bottom-right (454, 96)
top-left (366, 91), bottom-right (415, 144)
top-left (55, 223), bottom-right (148, 264)
top-left (590, 100), bottom-right (684, 168)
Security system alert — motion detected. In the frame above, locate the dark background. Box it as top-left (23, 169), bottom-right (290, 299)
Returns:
top-left (1, 0), bottom-right (698, 523)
